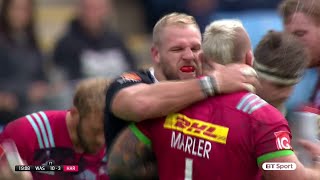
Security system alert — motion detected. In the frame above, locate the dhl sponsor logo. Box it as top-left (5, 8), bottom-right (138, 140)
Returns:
top-left (164, 113), bottom-right (229, 144)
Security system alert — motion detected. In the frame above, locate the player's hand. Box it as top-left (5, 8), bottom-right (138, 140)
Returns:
top-left (205, 62), bottom-right (259, 94)
top-left (0, 161), bottom-right (32, 180)
top-left (299, 139), bottom-right (320, 169)
top-left (299, 139), bottom-right (320, 157)
top-left (0, 140), bottom-right (32, 180)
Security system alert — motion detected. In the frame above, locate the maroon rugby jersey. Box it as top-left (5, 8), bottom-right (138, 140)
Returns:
top-left (0, 110), bottom-right (108, 180)
top-left (133, 91), bottom-right (293, 180)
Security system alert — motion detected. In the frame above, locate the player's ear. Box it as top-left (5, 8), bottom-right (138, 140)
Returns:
top-left (245, 50), bottom-right (254, 67)
top-left (202, 55), bottom-right (217, 71)
top-left (151, 44), bottom-right (160, 64)
top-left (70, 106), bottom-right (80, 122)
top-left (197, 52), bottom-right (205, 75)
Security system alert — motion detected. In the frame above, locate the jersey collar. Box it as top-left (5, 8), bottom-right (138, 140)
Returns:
top-left (149, 67), bottom-right (159, 83)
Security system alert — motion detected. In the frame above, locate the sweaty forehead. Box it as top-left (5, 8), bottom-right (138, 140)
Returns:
top-left (160, 25), bottom-right (201, 46)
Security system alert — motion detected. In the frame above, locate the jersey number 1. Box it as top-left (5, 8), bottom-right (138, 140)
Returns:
top-left (185, 158), bottom-right (193, 180)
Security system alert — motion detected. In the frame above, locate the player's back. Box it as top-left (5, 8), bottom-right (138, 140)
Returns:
top-left (137, 91), bottom-right (289, 180)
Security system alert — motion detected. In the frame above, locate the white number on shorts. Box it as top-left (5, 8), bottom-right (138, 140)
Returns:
top-left (185, 158), bottom-right (193, 180)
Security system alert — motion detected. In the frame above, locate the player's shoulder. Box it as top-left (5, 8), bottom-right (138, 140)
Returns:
top-left (25, 110), bottom-right (67, 149)
top-left (26, 110), bottom-right (67, 126)
top-left (113, 69), bottom-right (154, 85)
top-left (214, 91), bottom-right (265, 112)
top-left (2, 115), bottom-right (33, 134)
top-left (226, 92), bottom-right (285, 123)
top-left (216, 91), bottom-right (280, 115)
top-left (105, 70), bottom-right (155, 101)
top-left (197, 91), bottom-right (256, 115)
top-left (3, 110), bottom-right (67, 139)
top-left (232, 92), bottom-right (268, 114)
top-left (38, 110), bottom-right (68, 121)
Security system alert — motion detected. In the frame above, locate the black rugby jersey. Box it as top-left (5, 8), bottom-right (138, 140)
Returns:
top-left (104, 69), bottom-right (156, 150)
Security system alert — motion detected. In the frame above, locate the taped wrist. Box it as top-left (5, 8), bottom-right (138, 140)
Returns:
top-left (198, 76), bottom-right (217, 97)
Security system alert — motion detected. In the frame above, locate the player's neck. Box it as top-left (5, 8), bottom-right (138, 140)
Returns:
top-left (66, 112), bottom-right (84, 153)
top-left (153, 66), bottom-right (167, 81)
top-left (274, 103), bottom-right (287, 116)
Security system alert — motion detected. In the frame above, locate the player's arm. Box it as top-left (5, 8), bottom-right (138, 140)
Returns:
top-left (0, 116), bottom-right (37, 166)
top-left (0, 141), bottom-right (33, 180)
top-left (112, 64), bottom-right (257, 122)
top-left (108, 124), bottom-right (157, 180)
top-left (112, 79), bottom-right (205, 121)
top-left (253, 107), bottom-right (320, 180)
top-left (260, 153), bottom-right (320, 180)
top-left (0, 162), bottom-right (33, 180)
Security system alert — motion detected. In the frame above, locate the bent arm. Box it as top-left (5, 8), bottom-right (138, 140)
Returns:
top-left (112, 79), bottom-right (206, 122)
top-left (112, 64), bottom-right (257, 122)
top-left (108, 126), bottom-right (158, 180)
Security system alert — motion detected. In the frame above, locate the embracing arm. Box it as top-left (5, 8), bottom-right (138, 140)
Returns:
top-left (108, 127), bottom-right (158, 180)
top-left (112, 64), bottom-right (258, 122)
top-left (112, 79), bottom-right (206, 122)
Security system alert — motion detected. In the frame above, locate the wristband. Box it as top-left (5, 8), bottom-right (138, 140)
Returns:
top-left (210, 75), bottom-right (219, 94)
top-left (198, 76), bottom-right (215, 97)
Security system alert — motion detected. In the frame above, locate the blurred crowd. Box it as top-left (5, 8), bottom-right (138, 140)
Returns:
top-left (0, 0), bottom-right (139, 126)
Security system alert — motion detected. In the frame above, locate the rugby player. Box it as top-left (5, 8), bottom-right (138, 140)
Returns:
top-left (0, 78), bottom-right (110, 180)
top-left (254, 30), bottom-right (308, 115)
top-left (107, 20), bottom-right (318, 180)
top-left (279, 0), bottom-right (320, 113)
top-left (104, 12), bottom-right (258, 152)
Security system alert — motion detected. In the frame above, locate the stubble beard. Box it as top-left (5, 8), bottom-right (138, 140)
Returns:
top-left (160, 61), bottom-right (180, 81)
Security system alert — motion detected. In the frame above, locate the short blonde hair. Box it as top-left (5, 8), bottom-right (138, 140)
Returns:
top-left (152, 12), bottom-right (200, 45)
top-left (73, 78), bottom-right (110, 118)
top-left (202, 19), bottom-right (246, 65)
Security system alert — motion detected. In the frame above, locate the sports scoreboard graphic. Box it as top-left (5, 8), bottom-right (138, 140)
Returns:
top-left (15, 160), bottom-right (78, 173)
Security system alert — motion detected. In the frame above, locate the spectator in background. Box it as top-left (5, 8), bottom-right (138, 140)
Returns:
top-left (279, 0), bottom-right (320, 114)
top-left (53, 0), bottom-right (137, 81)
top-left (0, 0), bottom-right (49, 125)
